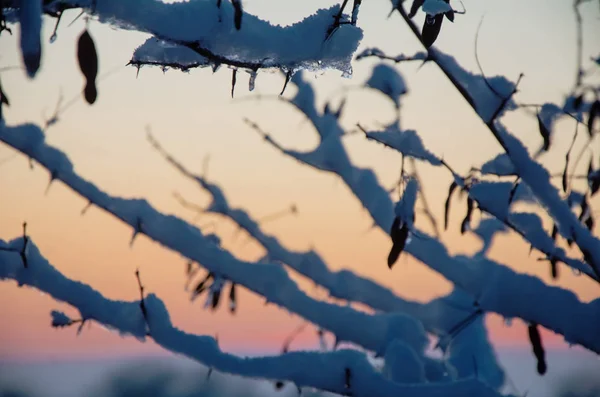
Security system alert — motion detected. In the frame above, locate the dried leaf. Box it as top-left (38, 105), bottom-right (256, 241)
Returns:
top-left (588, 160), bottom-right (600, 196)
top-left (550, 258), bottom-right (558, 280)
top-left (388, 217), bottom-right (409, 268)
top-left (193, 272), bottom-right (214, 297)
top-left (444, 0), bottom-right (454, 22)
top-left (460, 198), bottom-right (474, 234)
top-left (211, 289), bottom-right (222, 310)
top-left (537, 112), bottom-right (551, 151)
top-left (527, 323), bottom-right (547, 375)
top-left (422, 14), bottom-right (444, 48)
top-left (77, 29), bottom-right (98, 104)
top-left (229, 282), bottom-right (237, 313)
top-left (588, 100), bottom-right (600, 137)
top-left (408, 0), bottom-right (425, 17)
top-left (444, 181), bottom-right (458, 230)
top-left (573, 94), bottom-right (583, 111)
top-left (0, 75), bottom-right (8, 106)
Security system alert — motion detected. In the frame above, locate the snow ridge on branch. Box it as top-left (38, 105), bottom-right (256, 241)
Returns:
top-left (247, 72), bottom-right (600, 354)
top-left (4, 0), bottom-right (363, 77)
top-left (0, 121), bottom-right (432, 361)
top-left (147, 131), bottom-right (507, 388)
top-left (0, 237), bottom-right (506, 397)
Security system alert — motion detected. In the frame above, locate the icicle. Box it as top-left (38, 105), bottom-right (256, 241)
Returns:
top-left (248, 70), bottom-right (257, 92)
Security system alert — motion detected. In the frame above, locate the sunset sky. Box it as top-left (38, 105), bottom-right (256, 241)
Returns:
top-left (0, 0), bottom-right (599, 363)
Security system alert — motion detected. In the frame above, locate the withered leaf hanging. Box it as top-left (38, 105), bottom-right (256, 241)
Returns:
top-left (422, 13), bottom-right (444, 48)
top-left (588, 161), bottom-right (600, 196)
top-left (444, 181), bottom-right (458, 230)
top-left (573, 94), bottom-right (583, 111)
top-left (550, 258), bottom-right (558, 280)
top-left (537, 112), bottom-right (551, 152)
top-left (387, 217), bottom-right (410, 268)
top-left (443, 0), bottom-right (454, 21)
top-left (0, 75), bottom-right (8, 106)
top-left (211, 288), bottom-right (222, 310)
top-left (588, 100), bottom-right (600, 137)
top-left (551, 223), bottom-right (558, 242)
top-left (193, 272), bottom-right (214, 298)
top-left (77, 28), bottom-right (98, 104)
top-left (527, 323), bottom-right (547, 375)
top-left (232, 0), bottom-right (243, 30)
top-left (229, 282), bottom-right (237, 314)
top-left (460, 198), bottom-right (474, 234)
top-left (408, 0), bottom-right (425, 18)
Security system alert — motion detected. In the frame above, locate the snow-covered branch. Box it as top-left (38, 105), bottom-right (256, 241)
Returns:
top-left (3, 0), bottom-right (363, 78)
top-left (0, 236), bottom-right (506, 397)
top-left (358, 121), bottom-right (597, 281)
top-left (247, 74), bottom-right (600, 354)
top-left (147, 131), bottom-right (506, 388)
top-left (379, 4), bottom-right (600, 276)
top-left (0, 121), bottom-right (435, 361)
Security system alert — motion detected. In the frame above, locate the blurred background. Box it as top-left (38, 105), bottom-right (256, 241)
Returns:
top-left (1, 0), bottom-right (599, 396)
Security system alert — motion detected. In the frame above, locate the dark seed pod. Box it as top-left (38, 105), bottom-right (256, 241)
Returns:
top-left (408, 0), bottom-right (425, 18)
top-left (527, 323), bottom-right (547, 375)
top-left (193, 272), bottom-right (214, 298)
top-left (573, 94), bottom-right (583, 111)
top-left (77, 29), bottom-right (98, 104)
top-left (444, 181), bottom-right (458, 230)
top-left (229, 282), bottom-right (237, 313)
top-left (0, 75), bottom-right (8, 106)
top-left (422, 13), bottom-right (444, 48)
top-left (550, 258), bottom-right (558, 280)
top-left (443, 0), bottom-right (454, 22)
top-left (231, 69), bottom-right (237, 98)
top-left (460, 198), bottom-right (474, 234)
top-left (388, 217), bottom-right (409, 268)
top-left (537, 112), bottom-right (551, 152)
top-left (587, 100), bottom-right (600, 137)
top-left (551, 224), bottom-right (558, 242)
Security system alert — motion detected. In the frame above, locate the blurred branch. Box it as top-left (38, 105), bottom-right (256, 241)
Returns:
top-left (0, 236), bottom-right (503, 397)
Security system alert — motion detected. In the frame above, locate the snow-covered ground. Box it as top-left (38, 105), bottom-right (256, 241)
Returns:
top-left (1, 348), bottom-right (599, 397)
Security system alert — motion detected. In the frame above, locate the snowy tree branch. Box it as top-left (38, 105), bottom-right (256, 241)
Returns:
top-left (0, 236), bottom-right (506, 397)
top-left (147, 131), bottom-right (506, 387)
top-left (0, 121), bottom-right (434, 361)
top-left (246, 75), bottom-right (600, 354)
top-left (3, 0), bottom-right (363, 76)
top-left (383, 4), bottom-right (600, 276)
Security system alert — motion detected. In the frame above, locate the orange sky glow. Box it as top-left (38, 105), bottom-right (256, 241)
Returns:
top-left (0, 0), bottom-right (599, 362)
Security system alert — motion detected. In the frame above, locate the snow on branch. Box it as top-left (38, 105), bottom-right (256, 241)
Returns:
top-left (147, 132), bottom-right (505, 388)
top-left (247, 75), bottom-right (600, 354)
top-left (358, 121), bottom-right (442, 166)
top-left (0, 122), bottom-right (435, 360)
top-left (0, 237), bottom-right (506, 397)
top-left (357, 32), bottom-right (600, 277)
top-left (3, 0), bottom-right (363, 76)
